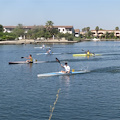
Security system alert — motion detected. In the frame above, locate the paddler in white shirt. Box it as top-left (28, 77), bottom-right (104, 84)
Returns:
top-left (61, 62), bottom-right (70, 73)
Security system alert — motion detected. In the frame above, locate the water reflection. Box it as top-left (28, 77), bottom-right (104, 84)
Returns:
top-left (59, 75), bottom-right (70, 85)
top-left (27, 63), bottom-right (33, 68)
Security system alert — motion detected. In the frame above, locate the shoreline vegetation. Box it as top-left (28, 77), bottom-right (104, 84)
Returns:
top-left (1, 22), bottom-right (120, 45)
top-left (0, 39), bottom-right (120, 45)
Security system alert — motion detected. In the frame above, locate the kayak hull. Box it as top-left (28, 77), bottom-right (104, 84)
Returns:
top-left (73, 54), bottom-right (101, 57)
top-left (9, 61), bottom-right (46, 64)
top-left (37, 53), bottom-right (61, 55)
top-left (37, 70), bottom-right (89, 77)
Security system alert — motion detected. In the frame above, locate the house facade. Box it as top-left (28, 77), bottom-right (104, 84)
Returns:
top-left (53, 26), bottom-right (75, 34)
top-left (74, 29), bottom-right (80, 37)
top-left (3, 26), bottom-right (33, 33)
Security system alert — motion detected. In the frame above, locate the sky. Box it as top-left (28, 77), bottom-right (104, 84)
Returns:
top-left (1, 0), bottom-right (120, 30)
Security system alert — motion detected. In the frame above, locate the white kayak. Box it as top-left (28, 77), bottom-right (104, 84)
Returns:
top-left (34, 47), bottom-right (50, 49)
top-left (36, 53), bottom-right (61, 55)
top-left (37, 70), bottom-right (89, 77)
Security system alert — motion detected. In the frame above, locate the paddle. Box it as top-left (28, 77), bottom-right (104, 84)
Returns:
top-left (82, 49), bottom-right (95, 55)
top-left (81, 49), bottom-right (85, 51)
top-left (21, 57), bottom-right (24, 58)
top-left (56, 58), bottom-right (61, 64)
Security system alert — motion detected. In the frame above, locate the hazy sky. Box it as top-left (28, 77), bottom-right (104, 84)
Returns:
top-left (1, 0), bottom-right (120, 30)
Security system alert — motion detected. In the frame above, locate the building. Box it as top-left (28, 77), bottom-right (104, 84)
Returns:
top-left (54, 26), bottom-right (74, 34)
top-left (91, 30), bottom-right (120, 38)
top-left (74, 29), bottom-right (80, 37)
top-left (3, 26), bottom-right (34, 33)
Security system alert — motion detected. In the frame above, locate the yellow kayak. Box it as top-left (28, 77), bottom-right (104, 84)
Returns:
top-left (73, 54), bottom-right (101, 57)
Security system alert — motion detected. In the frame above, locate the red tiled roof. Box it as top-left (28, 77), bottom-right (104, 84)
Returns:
top-left (4, 25), bottom-right (73, 29)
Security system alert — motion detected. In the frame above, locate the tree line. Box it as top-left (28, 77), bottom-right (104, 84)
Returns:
top-left (0, 21), bottom-right (120, 41)
top-left (0, 21), bottom-right (74, 41)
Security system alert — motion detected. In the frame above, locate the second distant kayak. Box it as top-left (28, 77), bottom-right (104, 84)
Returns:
top-left (73, 54), bottom-right (101, 57)
top-left (37, 53), bottom-right (62, 55)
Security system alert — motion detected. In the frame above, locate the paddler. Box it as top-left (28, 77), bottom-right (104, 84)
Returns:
top-left (61, 62), bottom-right (70, 73)
top-left (25, 54), bottom-right (33, 63)
top-left (86, 50), bottom-right (90, 55)
top-left (47, 48), bottom-right (52, 54)
top-left (42, 44), bottom-right (45, 48)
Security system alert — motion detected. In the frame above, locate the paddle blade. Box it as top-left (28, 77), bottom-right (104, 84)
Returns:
top-left (56, 58), bottom-right (60, 63)
top-left (21, 57), bottom-right (24, 58)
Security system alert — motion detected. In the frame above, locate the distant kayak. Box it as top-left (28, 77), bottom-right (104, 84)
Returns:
top-left (9, 61), bottom-right (46, 64)
top-left (37, 70), bottom-right (89, 77)
top-left (36, 53), bottom-right (62, 55)
top-left (73, 54), bottom-right (101, 57)
top-left (34, 47), bottom-right (50, 49)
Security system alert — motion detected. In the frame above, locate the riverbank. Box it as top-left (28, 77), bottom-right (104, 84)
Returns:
top-left (0, 39), bottom-right (78, 45)
top-left (0, 39), bottom-right (120, 45)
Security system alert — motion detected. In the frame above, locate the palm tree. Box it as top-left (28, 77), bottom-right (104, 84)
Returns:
top-left (45, 21), bottom-right (54, 32)
top-left (115, 26), bottom-right (119, 30)
top-left (45, 21), bottom-right (54, 39)
top-left (95, 26), bottom-right (99, 38)
top-left (86, 27), bottom-right (90, 32)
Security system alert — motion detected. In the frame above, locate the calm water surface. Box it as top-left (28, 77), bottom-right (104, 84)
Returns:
top-left (0, 41), bottom-right (120, 120)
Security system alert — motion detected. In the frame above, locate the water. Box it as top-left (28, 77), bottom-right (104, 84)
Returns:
top-left (1, 41), bottom-right (120, 120)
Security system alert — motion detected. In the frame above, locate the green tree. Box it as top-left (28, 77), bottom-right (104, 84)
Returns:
top-left (86, 27), bottom-right (90, 32)
top-left (100, 34), bottom-right (105, 39)
top-left (95, 26), bottom-right (99, 38)
top-left (12, 24), bottom-right (25, 38)
top-left (57, 32), bottom-right (64, 40)
top-left (105, 32), bottom-right (109, 39)
top-left (87, 31), bottom-right (93, 38)
top-left (99, 28), bottom-right (103, 30)
top-left (64, 33), bottom-right (74, 41)
top-left (26, 25), bottom-right (45, 39)
top-left (109, 32), bottom-right (115, 39)
top-left (115, 26), bottom-right (119, 30)
top-left (0, 24), bottom-right (3, 32)
top-left (82, 28), bottom-right (86, 32)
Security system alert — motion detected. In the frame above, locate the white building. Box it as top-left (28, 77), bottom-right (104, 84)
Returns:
top-left (53, 26), bottom-right (74, 34)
